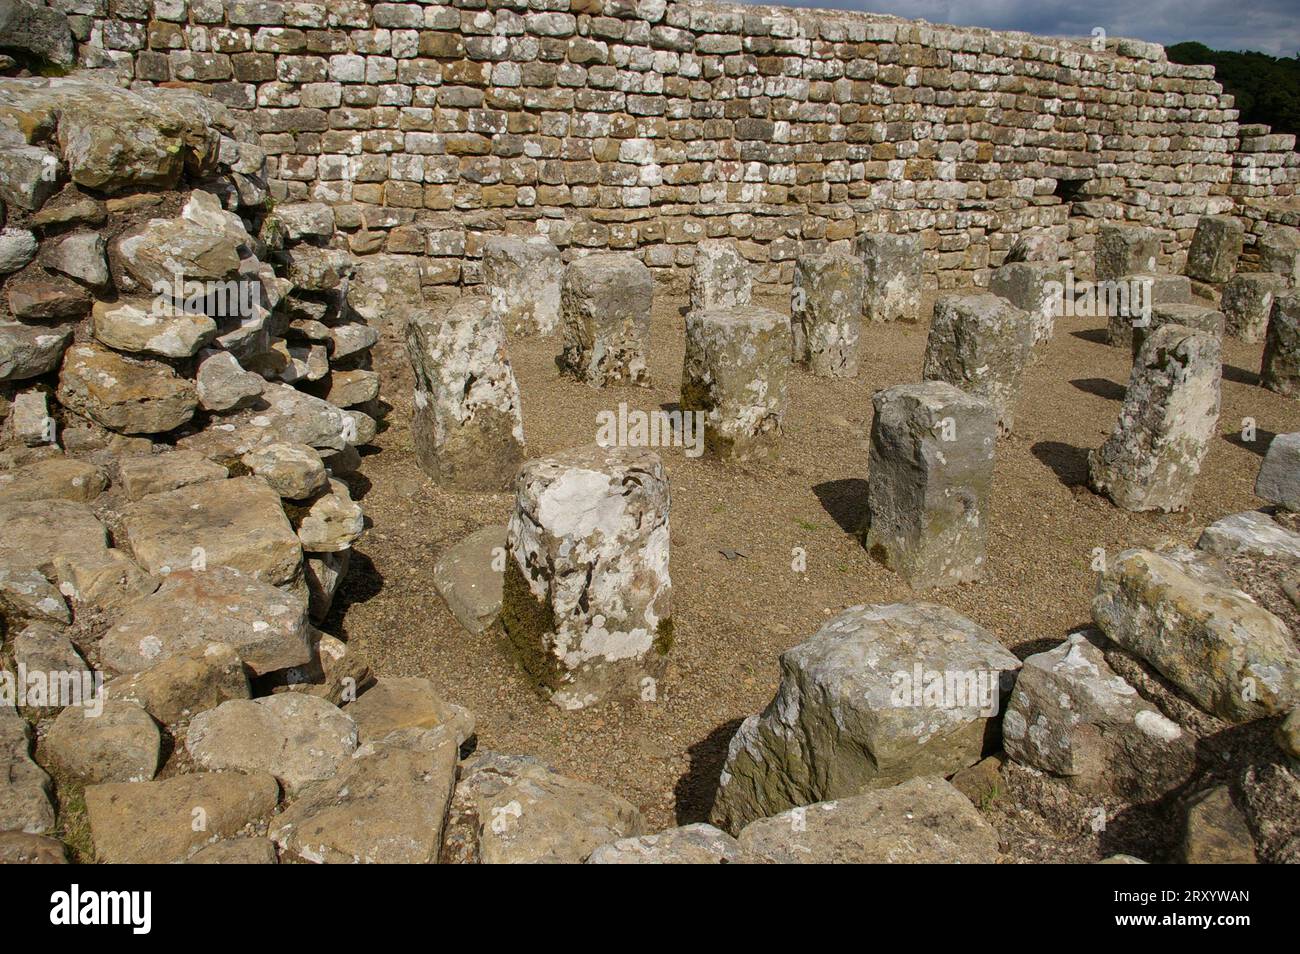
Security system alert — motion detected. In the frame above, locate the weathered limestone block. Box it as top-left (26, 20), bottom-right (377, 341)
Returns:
top-left (0, 565), bottom-right (68, 625)
top-left (405, 298), bottom-right (525, 491)
top-left (559, 253), bottom-right (653, 387)
top-left (0, 321), bottom-right (73, 383)
top-left (44, 701), bottom-right (161, 785)
top-left (57, 343), bottom-right (198, 435)
top-left (1095, 224), bottom-right (1159, 282)
top-left (442, 751), bottom-right (645, 864)
top-left (269, 725), bottom-right (458, 864)
top-left (103, 643), bottom-right (250, 726)
top-left (1004, 231), bottom-right (1059, 264)
top-left (989, 260), bottom-right (1066, 343)
top-left (1256, 432), bottom-right (1300, 511)
top-left (50, 548), bottom-right (157, 614)
top-left (1223, 273), bottom-right (1288, 343)
top-left (344, 677), bottom-right (474, 746)
top-left (863, 382), bottom-right (997, 589)
top-left (98, 565), bottom-right (311, 676)
top-left (1131, 302), bottom-right (1224, 359)
top-left (681, 306), bottom-right (789, 460)
top-left (0, 142), bottom-right (60, 213)
top-left (689, 239), bottom-right (752, 312)
top-left (0, 832), bottom-right (66, 864)
top-left (1258, 226), bottom-right (1300, 284)
top-left (0, 0), bottom-right (74, 66)
top-left (85, 771), bottom-right (280, 864)
top-left (1198, 511), bottom-right (1300, 563)
top-left (0, 498), bottom-right (107, 569)
top-left (91, 299), bottom-right (216, 359)
top-left (1261, 291), bottom-right (1300, 397)
top-left (0, 457), bottom-right (106, 504)
top-left (483, 235), bottom-right (562, 336)
top-left (10, 388), bottom-right (51, 447)
top-left (856, 232), bottom-right (922, 323)
top-left (1003, 631), bottom-right (1193, 799)
top-left (186, 694), bottom-right (357, 795)
top-left (116, 451), bottom-right (226, 501)
top-left (1093, 548), bottom-right (1300, 722)
top-left (922, 292), bottom-right (1034, 435)
top-left (1088, 325), bottom-right (1221, 512)
top-left (586, 824), bottom-right (752, 864)
top-left (736, 777), bottom-right (1000, 864)
top-left (347, 254), bottom-right (420, 326)
top-left (114, 192), bottom-right (247, 292)
top-left (502, 445), bottom-right (671, 711)
top-left (1186, 215), bottom-right (1245, 284)
top-left (433, 525), bottom-right (505, 634)
top-left (292, 479), bottom-right (364, 553)
top-left (710, 602), bottom-right (1020, 834)
top-left (119, 476), bottom-right (304, 587)
top-left (790, 251), bottom-right (863, 377)
top-left (0, 228), bottom-right (37, 275)
top-left (241, 442), bottom-right (327, 500)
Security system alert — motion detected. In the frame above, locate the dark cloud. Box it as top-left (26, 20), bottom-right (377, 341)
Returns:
top-left (749, 0), bottom-right (1300, 55)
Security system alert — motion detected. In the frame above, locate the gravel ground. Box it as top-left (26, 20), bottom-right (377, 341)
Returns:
top-left (331, 289), bottom-right (1300, 860)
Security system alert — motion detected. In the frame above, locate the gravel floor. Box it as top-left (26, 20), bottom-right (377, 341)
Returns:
top-left (331, 289), bottom-right (1300, 860)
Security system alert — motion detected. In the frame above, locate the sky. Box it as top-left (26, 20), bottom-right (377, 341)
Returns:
top-left (753, 0), bottom-right (1300, 56)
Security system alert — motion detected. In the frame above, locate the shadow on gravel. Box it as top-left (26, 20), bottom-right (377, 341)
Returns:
top-left (674, 718), bottom-right (745, 825)
top-left (1222, 363), bottom-right (1260, 386)
top-left (813, 477), bottom-right (869, 535)
top-left (1224, 426), bottom-right (1276, 457)
top-left (1070, 328), bottom-right (1110, 346)
top-left (1070, 377), bottom-right (1125, 401)
top-left (323, 547), bottom-right (385, 639)
top-left (1031, 440), bottom-right (1091, 488)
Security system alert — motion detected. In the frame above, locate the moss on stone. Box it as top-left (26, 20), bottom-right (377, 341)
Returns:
top-left (654, 616), bottom-right (674, 655)
top-left (499, 557), bottom-right (559, 689)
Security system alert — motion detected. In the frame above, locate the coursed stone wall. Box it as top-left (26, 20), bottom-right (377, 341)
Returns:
top-left (51, 0), bottom-right (1300, 290)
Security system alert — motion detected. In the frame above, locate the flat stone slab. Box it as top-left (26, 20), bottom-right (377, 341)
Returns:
top-left (119, 475), bottom-right (303, 587)
top-left (345, 677), bottom-right (475, 746)
top-left (0, 457), bottom-right (106, 504)
top-left (85, 771), bottom-right (281, 864)
top-left (586, 823), bottom-right (753, 864)
top-left (736, 777), bottom-right (1000, 864)
top-left (0, 705), bottom-right (55, 834)
top-left (98, 565), bottom-right (311, 677)
top-left (0, 498), bottom-right (107, 570)
top-left (433, 526), bottom-right (506, 634)
top-left (1198, 511), bottom-right (1300, 563)
top-left (115, 451), bottom-right (228, 501)
top-left (1256, 432), bottom-right (1300, 511)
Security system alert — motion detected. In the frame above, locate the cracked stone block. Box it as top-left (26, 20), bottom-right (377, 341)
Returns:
top-left (1198, 511), bottom-right (1300, 563)
top-left (864, 382), bottom-right (998, 590)
top-left (482, 235), bottom-right (562, 336)
top-left (0, 321), bottom-right (73, 383)
top-left (559, 253), bottom-right (653, 387)
top-left (922, 292), bottom-right (1034, 435)
top-left (586, 823), bottom-right (752, 864)
top-left (689, 239), bottom-right (752, 312)
top-left (790, 251), bottom-right (863, 377)
top-left (1222, 272), bottom-right (1287, 344)
top-left (681, 305), bottom-right (790, 460)
top-left (710, 602), bottom-right (1020, 834)
top-left (91, 298), bottom-right (216, 359)
top-left (1002, 630), bottom-right (1194, 799)
top-left (1089, 325), bottom-right (1221, 512)
top-left (1258, 226), bottom-right (1300, 284)
top-left (989, 260), bottom-right (1066, 343)
top-left (1261, 291), bottom-right (1300, 397)
top-left (10, 388), bottom-right (52, 447)
top-left (1186, 215), bottom-right (1245, 284)
top-left (856, 232), bottom-right (922, 323)
top-left (502, 445), bottom-right (671, 711)
top-left (1256, 432), bottom-right (1300, 511)
top-left (57, 343), bottom-right (197, 435)
top-left (1093, 548), bottom-right (1300, 722)
top-left (0, 705), bottom-right (55, 834)
top-left (1094, 225), bottom-right (1159, 282)
top-left (1181, 786), bottom-right (1257, 864)
top-left (405, 297), bottom-right (525, 491)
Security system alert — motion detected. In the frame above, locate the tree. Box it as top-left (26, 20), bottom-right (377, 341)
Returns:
top-left (1167, 42), bottom-right (1300, 138)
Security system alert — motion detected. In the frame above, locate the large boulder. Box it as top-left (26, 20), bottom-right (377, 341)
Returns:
top-left (1002, 631), bottom-right (1193, 799)
top-left (43, 701), bottom-right (161, 784)
top-left (1093, 548), bottom-right (1300, 722)
top-left (0, 0), bottom-right (74, 66)
top-left (0, 498), bottom-right (106, 569)
top-left (433, 525), bottom-right (505, 634)
top-left (103, 643), bottom-right (251, 726)
top-left (1256, 432), bottom-right (1300, 512)
top-left (710, 602), bottom-right (1020, 834)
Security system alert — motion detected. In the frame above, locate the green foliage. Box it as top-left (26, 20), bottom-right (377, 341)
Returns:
top-left (1168, 42), bottom-right (1300, 137)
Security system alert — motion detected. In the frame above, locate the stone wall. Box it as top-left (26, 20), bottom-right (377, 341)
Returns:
top-left (49, 0), bottom-right (1300, 290)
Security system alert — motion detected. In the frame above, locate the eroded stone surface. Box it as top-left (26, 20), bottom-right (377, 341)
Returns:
top-left (587, 823), bottom-right (752, 864)
top-left (482, 235), bottom-right (562, 336)
top-left (503, 444), bottom-right (671, 710)
top-left (1095, 224), bottom-right (1159, 282)
top-left (856, 232), bottom-right (922, 323)
top-left (433, 525), bottom-right (505, 634)
top-left (1093, 548), bottom-right (1300, 722)
top-left (1262, 291), bottom-right (1300, 397)
top-left (57, 343), bottom-right (197, 435)
top-left (711, 602), bottom-right (1020, 834)
top-left (864, 382), bottom-right (997, 589)
top-left (1223, 273), bottom-right (1287, 344)
top-left (681, 306), bottom-right (790, 460)
top-left (1089, 325), bottom-right (1221, 513)
top-left (790, 252), bottom-right (862, 377)
top-left (689, 239), bottom-right (752, 313)
top-left (1185, 215), bottom-right (1245, 284)
top-left (405, 298), bottom-right (525, 491)
top-left (1256, 432), bottom-right (1300, 511)
top-left (559, 253), bottom-right (653, 387)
